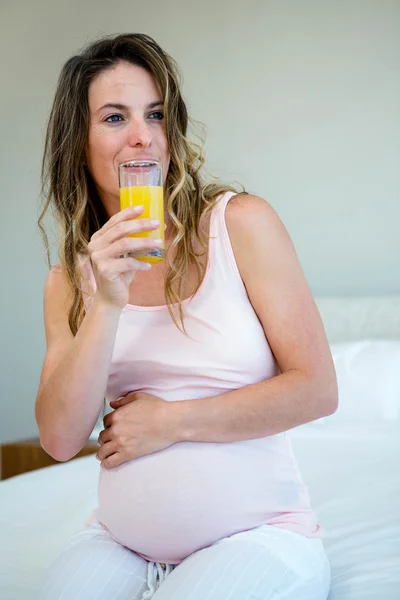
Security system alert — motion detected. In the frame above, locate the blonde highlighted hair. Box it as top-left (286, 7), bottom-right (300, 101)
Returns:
top-left (39, 33), bottom-right (245, 334)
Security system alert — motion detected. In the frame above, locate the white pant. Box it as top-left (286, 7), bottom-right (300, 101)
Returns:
top-left (36, 522), bottom-right (331, 599)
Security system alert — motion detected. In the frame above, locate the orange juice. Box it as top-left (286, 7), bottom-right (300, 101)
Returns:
top-left (120, 185), bottom-right (164, 264)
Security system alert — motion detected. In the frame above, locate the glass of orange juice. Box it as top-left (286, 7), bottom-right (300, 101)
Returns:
top-left (118, 160), bottom-right (164, 264)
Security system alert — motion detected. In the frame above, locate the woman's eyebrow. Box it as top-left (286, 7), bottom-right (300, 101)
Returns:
top-left (96, 101), bottom-right (164, 114)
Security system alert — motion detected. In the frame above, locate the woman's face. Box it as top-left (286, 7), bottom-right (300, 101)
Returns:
top-left (86, 61), bottom-right (171, 217)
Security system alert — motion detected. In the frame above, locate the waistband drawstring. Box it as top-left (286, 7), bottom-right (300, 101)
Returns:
top-left (141, 561), bottom-right (174, 599)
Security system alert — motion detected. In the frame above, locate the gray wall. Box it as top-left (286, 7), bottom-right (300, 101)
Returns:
top-left (1, 0), bottom-right (399, 444)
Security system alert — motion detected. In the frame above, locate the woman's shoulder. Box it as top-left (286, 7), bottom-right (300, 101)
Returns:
top-left (45, 263), bottom-right (66, 285)
top-left (225, 192), bottom-right (278, 219)
top-left (43, 264), bottom-right (73, 329)
top-left (223, 192), bottom-right (298, 288)
top-left (44, 259), bottom-right (88, 299)
top-left (44, 263), bottom-right (72, 299)
top-left (225, 193), bottom-right (286, 244)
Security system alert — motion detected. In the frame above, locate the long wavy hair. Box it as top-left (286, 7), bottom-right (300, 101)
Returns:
top-left (39, 33), bottom-right (245, 334)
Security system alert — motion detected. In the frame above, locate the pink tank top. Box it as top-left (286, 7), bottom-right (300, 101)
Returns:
top-left (80, 191), bottom-right (320, 565)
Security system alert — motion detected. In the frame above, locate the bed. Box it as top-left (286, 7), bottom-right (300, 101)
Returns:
top-left (1, 296), bottom-right (399, 599)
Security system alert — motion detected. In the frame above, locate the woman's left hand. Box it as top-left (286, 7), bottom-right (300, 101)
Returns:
top-left (96, 392), bottom-right (178, 469)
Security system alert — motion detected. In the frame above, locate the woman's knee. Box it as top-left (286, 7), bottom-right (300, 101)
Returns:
top-left (36, 525), bottom-right (149, 600)
top-left (152, 526), bottom-right (330, 600)
top-left (213, 526), bottom-right (331, 599)
top-left (216, 525), bottom-right (330, 582)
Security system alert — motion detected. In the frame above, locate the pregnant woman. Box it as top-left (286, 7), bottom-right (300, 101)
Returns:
top-left (35, 32), bottom-right (337, 600)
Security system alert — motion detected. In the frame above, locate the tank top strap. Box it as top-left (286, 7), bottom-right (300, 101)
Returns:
top-left (208, 191), bottom-right (247, 292)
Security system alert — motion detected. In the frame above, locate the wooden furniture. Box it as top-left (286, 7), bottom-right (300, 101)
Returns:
top-left (0, 437), bottom-right (98, 480)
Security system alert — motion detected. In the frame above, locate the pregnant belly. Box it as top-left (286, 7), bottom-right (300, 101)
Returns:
top-left (95, 439), bottom-right (294, 564)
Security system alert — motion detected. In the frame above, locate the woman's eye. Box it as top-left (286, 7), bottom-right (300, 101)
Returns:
top-left (149, 111), bottom-right (164, 121)
top-left (105, 114), bottom-right (123, 123)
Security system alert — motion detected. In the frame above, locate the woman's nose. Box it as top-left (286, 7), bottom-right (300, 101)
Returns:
top-left (127, 118), bottom-right (152, 148)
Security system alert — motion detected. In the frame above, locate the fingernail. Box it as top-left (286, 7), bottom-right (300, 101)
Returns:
top-left (135, 205), bottom-right (144, 211)
top-left (151, 219), bottom-right (160, 226)
top-left (154, 239), bottom-right (163, 246)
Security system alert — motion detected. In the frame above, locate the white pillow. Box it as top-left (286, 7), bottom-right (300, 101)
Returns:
top-left (309, 340), bottom-right (400, 427)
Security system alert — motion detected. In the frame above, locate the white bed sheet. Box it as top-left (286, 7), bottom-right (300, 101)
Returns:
top-left (290, 424), bottom-right (400, 599)
top-left (0, 455), bottom-right (99, 599)
top-left (1, 423), bottom-right (399, 600)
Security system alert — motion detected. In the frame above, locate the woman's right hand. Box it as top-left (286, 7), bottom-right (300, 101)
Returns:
top-left (87, 205), bottom-right (162, 309)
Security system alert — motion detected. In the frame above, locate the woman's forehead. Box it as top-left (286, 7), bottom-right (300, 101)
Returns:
top-left (88, 62), bottom-right (161, 110)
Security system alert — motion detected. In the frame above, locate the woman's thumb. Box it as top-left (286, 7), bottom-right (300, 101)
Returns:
top-left (109, 394), bottom-right (135, 408)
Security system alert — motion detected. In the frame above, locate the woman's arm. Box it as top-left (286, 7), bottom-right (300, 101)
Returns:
top-left (35, 265), bottom-right (122, 461)
top-left (36, 206), bottom-right (162, 461)
top-left (170, 194), bottom-right (338, 443)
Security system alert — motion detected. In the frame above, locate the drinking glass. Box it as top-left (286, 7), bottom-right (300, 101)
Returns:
top-left (118, 160), bottom-right (164, 263)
